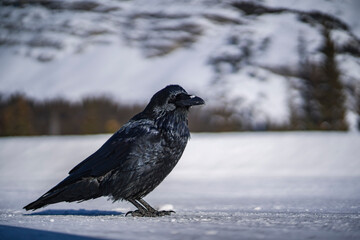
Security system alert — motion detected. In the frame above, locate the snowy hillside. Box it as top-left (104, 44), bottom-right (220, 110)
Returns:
top-left (0, 0), bottom-right (359, 127)
top-left (0, 132), bottom-right (359, 239)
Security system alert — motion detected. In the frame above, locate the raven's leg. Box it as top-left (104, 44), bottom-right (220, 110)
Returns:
top-left (126, 199), bottom-right (149, 217)
top-left (137, 198), bottom-right (156, 213)
top-left (138, 198), bottom-right (175, 216)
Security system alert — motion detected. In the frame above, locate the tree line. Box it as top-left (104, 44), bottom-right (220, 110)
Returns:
top-left (0, 89), bottom-right (300, 136)
top-left (0, 94), bottom-right (142, 136)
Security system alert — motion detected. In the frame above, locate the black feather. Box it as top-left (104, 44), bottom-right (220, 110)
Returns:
top-left (24, 85), bottom-right (204, 211)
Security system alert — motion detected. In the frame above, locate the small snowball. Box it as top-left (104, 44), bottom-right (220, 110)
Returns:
top-left (158, 204), bottom-right (174, 211)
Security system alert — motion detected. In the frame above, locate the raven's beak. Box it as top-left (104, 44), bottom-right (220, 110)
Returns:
top-left (176, 94), bottom-right (205, 107)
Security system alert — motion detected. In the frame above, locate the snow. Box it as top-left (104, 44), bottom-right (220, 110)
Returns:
top-left (249, 13), bottom-right (323, 67)
top-left (0, 32), bottom-right (215, 103)
top-left (265, 0), bottom-right (360, 38)
top-left (220, 66), bottom-right (291, 124)
top-left (0, 132), bottom-right (359, 239)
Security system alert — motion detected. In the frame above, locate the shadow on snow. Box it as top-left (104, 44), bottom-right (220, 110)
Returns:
top-left (24, 209), bottom-right (124, 216)
top-left (0, 225), bottom-right (104, 240)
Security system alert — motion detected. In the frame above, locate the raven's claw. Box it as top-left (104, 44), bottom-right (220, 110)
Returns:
top-left (125, 210), bottom-right (143, 217)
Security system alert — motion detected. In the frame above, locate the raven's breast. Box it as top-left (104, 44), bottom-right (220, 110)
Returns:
top-left (104, 132), bottom-right (188, 200)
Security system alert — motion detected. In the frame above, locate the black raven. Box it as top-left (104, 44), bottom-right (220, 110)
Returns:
top-left (24, 85), bottom-right (204, 217)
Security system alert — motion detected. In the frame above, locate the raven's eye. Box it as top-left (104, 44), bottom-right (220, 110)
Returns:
top-left (168, 95), bottom-right (176, 104)
top-left (168, 93), bottom-right (187, 105)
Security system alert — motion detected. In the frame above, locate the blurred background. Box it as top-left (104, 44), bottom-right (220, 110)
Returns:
top-left (1, 2), bottom-right (360, 239)
top-left (0, 0), bottom-right (359, 135)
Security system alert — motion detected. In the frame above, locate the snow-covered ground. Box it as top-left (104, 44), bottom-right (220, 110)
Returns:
top-left (0, 132), bottom-right (359, 239)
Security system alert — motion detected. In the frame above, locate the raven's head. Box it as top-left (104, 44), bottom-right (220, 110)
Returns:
top-left (134, 85), bottom-right (204, 137)
top-left (144, 85), bottom-right (205, 117)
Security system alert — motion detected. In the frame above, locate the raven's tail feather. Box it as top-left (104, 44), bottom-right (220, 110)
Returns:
top-left (23, 190), bottom-right (64, 211)
top-left (23, 178), bottom-right (102, 211)
top-left (23, 200), bottom-right (45, 211)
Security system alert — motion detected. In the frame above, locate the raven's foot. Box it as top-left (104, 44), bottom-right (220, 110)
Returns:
top-left (125, 210), bottom-right (175, 217)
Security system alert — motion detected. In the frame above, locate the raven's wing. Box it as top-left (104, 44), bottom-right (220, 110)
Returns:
top-left (23, 120), bottom-right (161, 210)
top-left (47, 120), bottom-right (158, 193)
